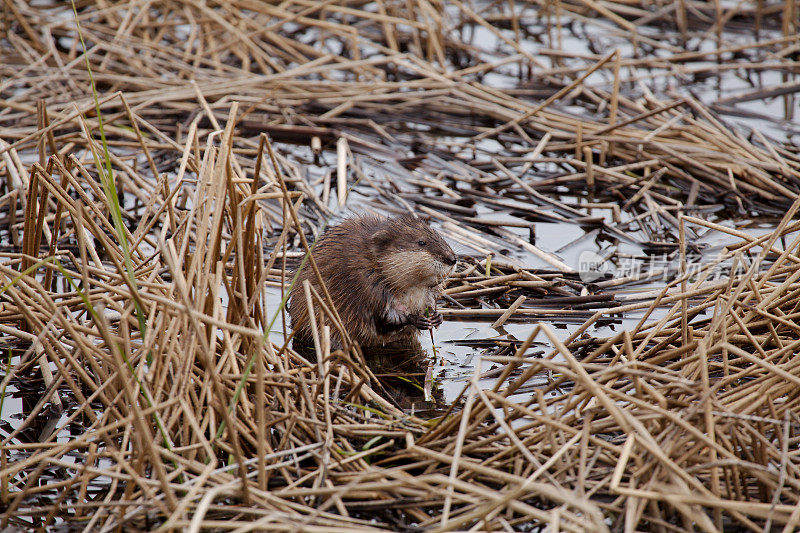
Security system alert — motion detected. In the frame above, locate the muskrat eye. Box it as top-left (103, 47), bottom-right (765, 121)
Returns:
top-left (417, 240), bottom-right (427, 246)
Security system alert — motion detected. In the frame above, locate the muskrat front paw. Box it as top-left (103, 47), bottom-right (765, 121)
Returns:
top-left (409, 311), bottom-right (443, 330)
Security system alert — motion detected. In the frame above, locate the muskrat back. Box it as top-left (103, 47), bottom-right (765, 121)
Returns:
top-left (289, 214), bottom-right (457, 349)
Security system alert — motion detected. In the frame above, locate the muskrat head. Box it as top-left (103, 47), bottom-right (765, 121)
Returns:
top-left (370, 215), bottom-right (457, 290)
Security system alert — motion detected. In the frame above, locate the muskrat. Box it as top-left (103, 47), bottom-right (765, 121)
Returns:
top-left (289, 214), bottom-right (457, 349)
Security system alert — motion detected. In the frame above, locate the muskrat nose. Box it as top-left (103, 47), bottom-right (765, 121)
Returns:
top-left (444, 253), bottom-right (457, 266)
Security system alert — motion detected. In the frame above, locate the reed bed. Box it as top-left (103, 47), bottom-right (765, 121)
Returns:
top-left (2, 0), bottom-right (800, 531)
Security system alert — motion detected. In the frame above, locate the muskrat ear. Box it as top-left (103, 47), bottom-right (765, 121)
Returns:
top-left (371, 228), bottom-right (394, 250)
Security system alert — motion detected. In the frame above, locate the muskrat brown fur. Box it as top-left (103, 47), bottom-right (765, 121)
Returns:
top-left (289, 214), bottom-right (457, 349)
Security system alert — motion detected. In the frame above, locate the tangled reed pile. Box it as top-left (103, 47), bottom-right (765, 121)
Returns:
top-left (2, 0), bottom-right (800, 531)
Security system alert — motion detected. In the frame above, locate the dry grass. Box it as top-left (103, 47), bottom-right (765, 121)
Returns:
top-left (1, 0), bottom-right (800, 531)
